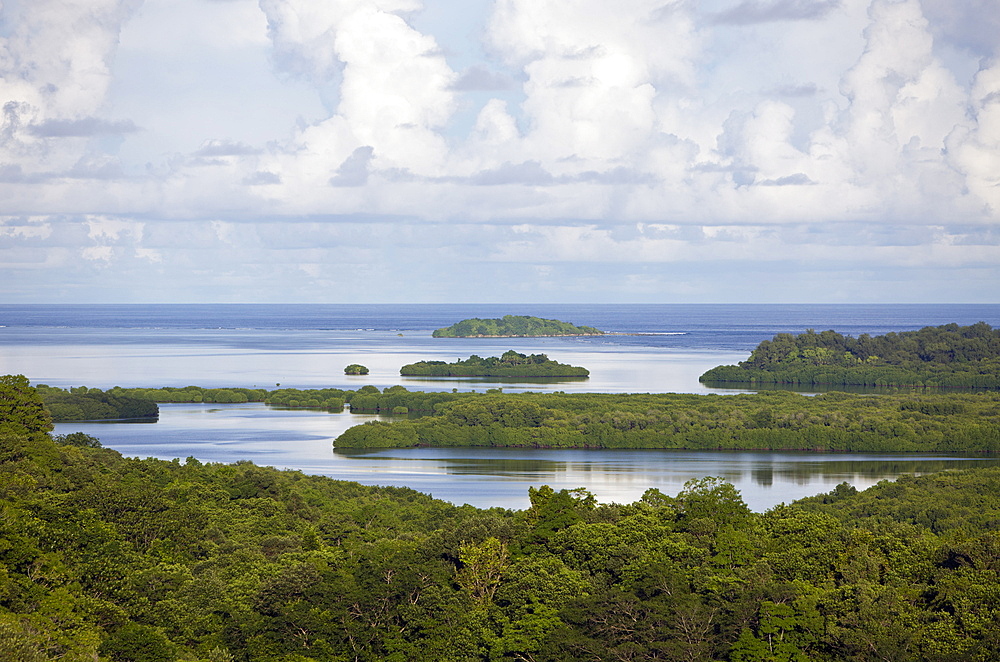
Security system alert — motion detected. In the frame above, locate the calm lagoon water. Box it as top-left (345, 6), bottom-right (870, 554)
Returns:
top-left (10, 303), bottom-right (1000, 511)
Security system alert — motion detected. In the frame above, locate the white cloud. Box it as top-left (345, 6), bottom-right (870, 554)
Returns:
top-left (486, 0), bottom-right (699, 169)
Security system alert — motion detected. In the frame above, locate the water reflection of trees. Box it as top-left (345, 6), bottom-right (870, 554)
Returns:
top-left (760, 458), bottom-right (994, 485)
top-left (701, 380), bottom-right (993, 396)
top-left (334, 448), bottom-right (999, 487)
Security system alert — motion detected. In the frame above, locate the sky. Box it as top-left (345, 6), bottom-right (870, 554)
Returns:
top-left (0, 0), bottom-right (998, 304)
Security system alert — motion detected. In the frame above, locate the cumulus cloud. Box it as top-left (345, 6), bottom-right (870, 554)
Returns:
top-left (485, 0), bottom-right (700, 172)
top-left (0, 0), bottom-right (142, 180)
top-left (257, 0), bottom-right (458, 193)
top-left (823, 0), bottom-right (967, 210)
top-left (949, 61), bottom-right (1000, 213)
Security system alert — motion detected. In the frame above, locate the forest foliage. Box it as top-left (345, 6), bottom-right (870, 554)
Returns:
top-left (400, 350), bottom-right (590, 378)
top-left (700, 322), bottom-right (1000, 389)
top-left (432, 315), bottom-right (603, 338)
top-left (3, 378), bottom-right (1000, 660)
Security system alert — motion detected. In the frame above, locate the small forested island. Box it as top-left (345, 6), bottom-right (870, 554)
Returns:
top-left (344, 363), bottom-right (369, 375)
top-left (3, 375), bottom-right (1000, 661)
top-left (432, 315), bottom-right (603, 337)
top-left (400, 350), bottom-right (590, 378)
top-left (700, 322), bottom-right (1000, 389)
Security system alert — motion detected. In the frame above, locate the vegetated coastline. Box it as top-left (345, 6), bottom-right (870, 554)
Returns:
top-left (334, 389), bottom-right (1000, 453)
top-left (400, 350), bottom-right (590, 378)
top-left (700, 322), bottom-right (1000, 389)
top-left (432, 314), bottom-right (604, 337)
top-left (4, 373), bottom-right (1000, 661)
top-left (32, 381), bottom-right (1000, 456)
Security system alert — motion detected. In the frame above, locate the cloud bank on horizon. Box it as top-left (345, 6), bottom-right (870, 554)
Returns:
top-left (0, 0), bottom-right (998, 303)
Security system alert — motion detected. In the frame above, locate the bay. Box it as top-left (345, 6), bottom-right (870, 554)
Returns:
top-left (53, 403), bottom-right (999, 512)
top-left (13, 303), bottom-right (1000, 511)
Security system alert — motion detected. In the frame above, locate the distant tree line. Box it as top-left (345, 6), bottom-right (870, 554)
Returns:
top-left (432, 315), bottom-right (603, 337)
top-left (2, 377), bottom-right (1000, 661)
top-left (701, 322), bottom-right (1000, 388)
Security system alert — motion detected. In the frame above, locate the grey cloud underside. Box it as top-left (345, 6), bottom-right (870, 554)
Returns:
top-left (450, 65), bottom-right (517, 91)
top-left (919, 0), bottom-right (1000, 57)
top-left (27, 117), bottom-right (139, 138)
top-left (758, 173), bottom-right (816, 186)
top-left (329, 146), bottom-right (375, 187)
top-left (243, 171), bottom-right (282, 186)
top-left (0, 163), bottom-right (126, 182)
top-left (772, 83), bottom-right (819, 97)
top-left (712, 0), bottom-right (842, 25)
top-left (193, 141), bottom-right (263, 157)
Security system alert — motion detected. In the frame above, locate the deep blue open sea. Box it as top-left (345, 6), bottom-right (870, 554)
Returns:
top-left (4, 303), bottom-right (999, 510)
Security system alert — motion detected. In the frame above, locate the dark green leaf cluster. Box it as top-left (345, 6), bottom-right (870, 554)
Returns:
top-left (336, 389), bottom-right (1000, 453)
top-left (0, 374), bottom-right (53, 434)
top-left (432, 315), bottom-right (603, 337)
top-left (36, 384), bottom-right (158, 422)
top-left (401, 350), bottom-right (590, 378)
top-left (4, 398), bottom-right (1000, 661)
top-left (346, 385), bottom-right (464, 414)
top-left (265, 387), bottom-right (349, 411)
top-left (701, 322), bottom-right (1000, 388)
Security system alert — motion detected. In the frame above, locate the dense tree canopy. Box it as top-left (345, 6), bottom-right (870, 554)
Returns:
top-left (701, 322), bottom-right (1000, 389)
top-left (0, 374), bottom-right (52, 434)
top-left (432, 315), bottom-right (603, 338)
top-left (36, 384), bottom-right (159, 422)
top-left (4, 378), bottom-right (1000, 660)
top-left (2, 422), bottom-right (1000, 660)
